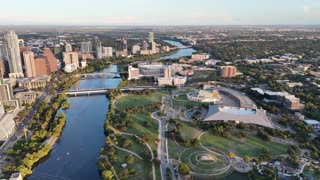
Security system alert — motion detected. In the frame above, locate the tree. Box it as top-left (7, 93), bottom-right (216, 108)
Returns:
top-left (229, 152), bottom-right (236, 159)
top-left (178, 163), bottom-right (190, 174)
top-left (244, 156), bottom-right (251, 163)
top-left (126, 155), bottom-right (135, 164)
top-left (102, 170), bottom-right (114, 180)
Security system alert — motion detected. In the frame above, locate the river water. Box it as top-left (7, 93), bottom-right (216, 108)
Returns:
top-left (28, 41), bottom-right (197, 180)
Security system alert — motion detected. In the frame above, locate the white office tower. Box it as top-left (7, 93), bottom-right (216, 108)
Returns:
top-left (4, 31), bottom-right (24, 78)
top-left (149, 32), bottom-right (154, 43)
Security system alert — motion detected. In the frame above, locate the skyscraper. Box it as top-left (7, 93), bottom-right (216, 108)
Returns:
top-left (65, 44), bottom-right (72, 53)
top-left (4, 31), bottom-right (24, 78)
top-left (81, 42), bottom-right (92, 54)
top-left (149, 32), bottom-right (154, 43)
top-left (42, 48), bottom-right (58, 73)
top-left (0, 44), bottom-right (8, 59)
top-left (0, 68), bottom-right (13, 102)
top-left (23, 51), bottom-right (37, 78)
top-left (63, 52), bottom-right (79, 67)
top-left (115, 37), bottom-right (128, 56)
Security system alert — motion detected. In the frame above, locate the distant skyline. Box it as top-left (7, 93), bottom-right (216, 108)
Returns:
top-left (1, 0), bottom-right (320, 25)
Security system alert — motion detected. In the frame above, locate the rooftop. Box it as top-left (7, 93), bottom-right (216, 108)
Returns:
top-left (204, 105), bottom-right (273, 128)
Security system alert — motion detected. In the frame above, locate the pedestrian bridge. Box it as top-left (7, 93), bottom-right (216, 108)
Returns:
top-left (61, 86), bottom-right (160, 96)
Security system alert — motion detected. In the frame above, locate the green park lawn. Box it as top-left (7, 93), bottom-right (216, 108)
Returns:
top-left (126, 112), bottom-right (159, 151)
top-left (181, 122), bottom-right (202, 139)
top-left (118, 134), bottom-right (151, 158)
top-left (172, 94), bottom-right (203, 109)
top-left (116, 91), bottom-right (166, 110)
top-left (114, 148), bottom-right (153, 180)
top-left (168, 138), bottom-right (185, 160)
top-left (200, 132), bottom-right (290, 158)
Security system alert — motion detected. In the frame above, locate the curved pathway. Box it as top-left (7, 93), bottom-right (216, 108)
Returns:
top-left (110, 142), bottom-right (143, 160)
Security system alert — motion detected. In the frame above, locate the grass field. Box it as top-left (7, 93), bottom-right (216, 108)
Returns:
top-left (179, 147), bottom-right (230, 174)
top-left (181, 122), bottom-right (202, 139)
top-left (114, 148), bottom-right (153, 180)
top-left (126, 112), bottom-right (159, 151)
top-left (200, 132), bottom-right (290, 158)
top-left (118, 134), bottom-right (151, 158)
top-left (116, 91), bottom-right (166, 110)
top-left (172, 94), bottom-right (203, 109)
top-left (168, 139), bottom-right (185, 160)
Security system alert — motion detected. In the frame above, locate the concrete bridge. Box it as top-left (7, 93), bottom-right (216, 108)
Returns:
top-left (62, 86), bottom-right (160, 96)
top-left (76, 72), bottom-right (127, 79)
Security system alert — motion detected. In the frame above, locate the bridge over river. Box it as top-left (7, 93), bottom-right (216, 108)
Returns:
top-left (61, 86), bottom-right (161, 96)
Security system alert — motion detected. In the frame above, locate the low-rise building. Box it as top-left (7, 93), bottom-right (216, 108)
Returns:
top-left (15, 91), bottom-right (37, 106)
top-left (64, 63), bottom-right (78, 73)
top-left (128, 66), bottom-right (140, 80)
top-left (304, 119), bottom-right (320, 131)
top-left (188, 90), bottom-right (221, 103)
top-left (9, 173), bottom-right (23, 180)
top-left (18, 76), bottom-right (50, 89)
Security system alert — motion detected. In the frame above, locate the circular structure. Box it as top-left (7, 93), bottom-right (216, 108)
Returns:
top-left (179, 147), bottom-right (231, 176)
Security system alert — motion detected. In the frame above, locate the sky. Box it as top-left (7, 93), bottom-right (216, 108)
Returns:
top-left (0, 0), bottom-right (320, 25)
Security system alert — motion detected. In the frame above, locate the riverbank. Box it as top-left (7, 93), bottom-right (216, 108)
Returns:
top-left (1, 72), bottom-right (76, 178)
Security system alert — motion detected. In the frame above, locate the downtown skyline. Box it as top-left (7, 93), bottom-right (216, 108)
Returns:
top-left (0, 0), bottom-right (320, 26)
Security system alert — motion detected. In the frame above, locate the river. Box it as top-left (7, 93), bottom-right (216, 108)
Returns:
top-left (28, 40), bottom-right (196, 180)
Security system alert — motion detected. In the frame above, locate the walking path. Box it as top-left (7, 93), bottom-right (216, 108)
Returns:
top-left (110, 142), bottom-right (143, 160)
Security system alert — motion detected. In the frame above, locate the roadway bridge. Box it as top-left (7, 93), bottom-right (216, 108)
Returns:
top-left (76, 72), bottom-right (127, 79)
top-left (170, 46), bottom-right (192, 50)
top-left (61, 86), bottom-right (161, 96)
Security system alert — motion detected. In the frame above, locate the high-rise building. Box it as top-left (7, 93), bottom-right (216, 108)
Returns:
top-left (65, 44), bottom-right (72, 52)
top-left (23, 51), bottom-right (37, 78)
top-left (102, 47), bottom-right (113, 57)
top-left (18, 39), bottom-right (24, 48)
top-left (96, 41), bottom-right (102, 59)
top-left (53, 45), bottom-right (62, 59)
top-left (35, 57), bottom-right (51, 76)
top-left (0, 68), bottom-right (13, 102)
top-left (132, 45), bottom-right (141, 55)
top-left (164, 66), bottom-right (172, 78)
top-left (149, 32), bottom-right (154, 43)
top-left (4, 31), bottom-right (24, 78)
top-left (0, 44), bottom-right (8, 58)
top-left (150, 42), bottom-right (156, 53)
top-left (115, 37), bottom-right (128, 56)
top-left (143, 41), bottom-right (148, 51)
top-left (221, 66), bottom-right (237, 78)
top-left (81, 41), bottom-right (92, 54)
top-left (42, 48), bottom-right (58, 73)
top-left (63, 52), bottom-right (79, 67)
top-left (0, 58), bottom-right (8, 77)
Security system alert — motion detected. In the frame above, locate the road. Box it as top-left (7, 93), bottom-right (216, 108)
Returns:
top-left (151, 95), bottom-right (178, 180)
top-left (0, 74), bottom-right (55, 166)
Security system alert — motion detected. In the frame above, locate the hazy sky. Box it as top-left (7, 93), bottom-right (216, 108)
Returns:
top-left (1, 0), bottom-right (320, 25)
